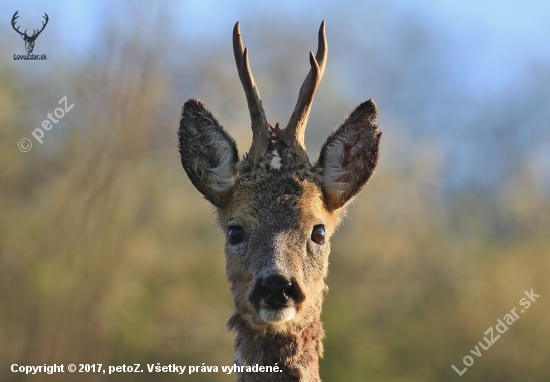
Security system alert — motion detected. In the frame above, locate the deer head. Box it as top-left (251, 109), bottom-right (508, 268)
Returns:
top-left (11, 11), bottom-right (49, 54)
top-left (178, 21), bottom-right (381, 378)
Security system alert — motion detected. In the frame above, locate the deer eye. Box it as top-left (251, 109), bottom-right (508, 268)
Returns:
top-left (228, 226), bottom-right (244, 244)
top-left (311, 225), bottom-right (325, 244)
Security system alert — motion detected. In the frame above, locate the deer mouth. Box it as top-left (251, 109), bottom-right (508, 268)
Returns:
top-left (259, 305), bottom-right (297, 323)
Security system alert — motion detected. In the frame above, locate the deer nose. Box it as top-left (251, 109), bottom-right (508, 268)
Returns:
top-left (262, 276), bottom-right (292, 299)
top-left (249, 275), bottom-right (306, 308)
top-left (254, 275), bottom-right (295, 307)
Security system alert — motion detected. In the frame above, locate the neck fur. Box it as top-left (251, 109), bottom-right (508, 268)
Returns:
top-left (227, 313), bottom-right (324, 382)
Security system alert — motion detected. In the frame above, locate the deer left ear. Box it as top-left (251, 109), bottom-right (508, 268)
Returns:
top-left (317, 99), bottom-right (382, 210)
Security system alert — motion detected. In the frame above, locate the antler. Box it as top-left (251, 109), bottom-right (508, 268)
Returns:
top-left (11, 11), bottom-right (49, 39)
top-left (31, 13), bottom-right (49, 39)
top-left (11, 11), bottom-right (26, 37)
top-left (274, 21), bottom-right (328, 163)
top-left (233, 22), bottom-right (270, 164)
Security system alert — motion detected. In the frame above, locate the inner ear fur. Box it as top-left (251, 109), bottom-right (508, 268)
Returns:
top-left (178, 99), bottom-right (239, 207)
top-left (317, 99), bottom-right (382, 210)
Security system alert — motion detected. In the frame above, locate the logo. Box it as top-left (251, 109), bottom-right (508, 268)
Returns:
top-left (11, 10), bottom-right (48, 60)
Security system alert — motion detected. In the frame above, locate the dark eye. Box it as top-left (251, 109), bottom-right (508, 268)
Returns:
top-left (311, 225), bottom-right (325, 244)
top-left (228, 226), bottom-right (244, 244)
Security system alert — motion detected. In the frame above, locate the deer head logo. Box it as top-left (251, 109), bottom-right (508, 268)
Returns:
top-left (11, 11), bottom-right (49, 54)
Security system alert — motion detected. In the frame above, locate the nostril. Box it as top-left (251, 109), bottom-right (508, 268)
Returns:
top-left (258, 275), bottom-right (293, 306)
top-left (262, 276), bottom-right (292, 294)
top-left (249, 276), bottom-right (305, 308)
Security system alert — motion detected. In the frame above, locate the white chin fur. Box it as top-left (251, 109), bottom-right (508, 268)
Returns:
top-left (259, 306), bottom-right (296, 323)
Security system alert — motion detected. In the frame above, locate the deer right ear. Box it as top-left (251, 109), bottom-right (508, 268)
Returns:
top-left (178, 99), bottom-right (239, 208)
top-left (317, 99), bottom-right (382, 210)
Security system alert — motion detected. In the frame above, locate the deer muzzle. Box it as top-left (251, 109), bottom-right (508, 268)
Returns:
top-left (249, 275), bottom-right (305, 323)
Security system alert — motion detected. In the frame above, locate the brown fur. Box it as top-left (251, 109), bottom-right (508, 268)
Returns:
top-left (228, 312), bottom-right (324, 382)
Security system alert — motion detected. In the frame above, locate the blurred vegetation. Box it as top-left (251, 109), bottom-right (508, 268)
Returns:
top-left (0, 2), bottom-right (549, 381)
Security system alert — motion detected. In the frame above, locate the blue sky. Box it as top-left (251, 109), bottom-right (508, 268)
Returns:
top-left (3, 0), bottom-right (549, 93)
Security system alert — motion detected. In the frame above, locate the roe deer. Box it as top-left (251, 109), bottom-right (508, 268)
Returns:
top-left (178, 21), bottom-right (381, 382)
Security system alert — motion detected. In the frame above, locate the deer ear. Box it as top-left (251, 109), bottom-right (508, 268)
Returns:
top-left (178, 99), bottom-right (239, 208)
top-left (317, 99), bottom-right (382, 210)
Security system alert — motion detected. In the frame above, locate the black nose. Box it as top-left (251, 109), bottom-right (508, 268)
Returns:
top-left (262, 276), bottom-right (292, 301)
top-left (249, 275), bottom-right (305, 308)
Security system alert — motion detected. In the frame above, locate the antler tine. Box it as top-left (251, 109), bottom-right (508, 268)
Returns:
top-left (275, 20), bottom-right (328, 163)
top-left (33, 13), bottom-right (49, 38)
top-left (233, 22), bottom-right (270, 164)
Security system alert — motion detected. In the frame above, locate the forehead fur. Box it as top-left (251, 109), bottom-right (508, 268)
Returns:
top-left (219, 167), bottom-right (342, 232)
